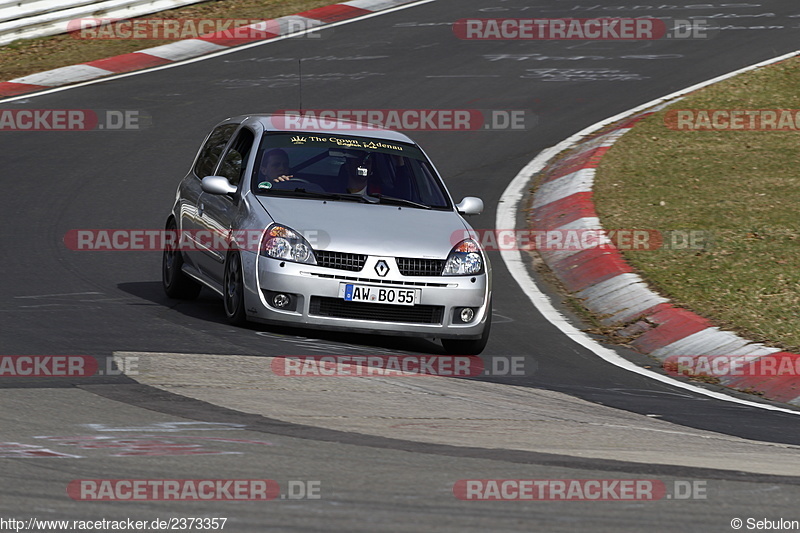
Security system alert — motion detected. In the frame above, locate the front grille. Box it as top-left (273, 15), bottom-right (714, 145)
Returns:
top-left (315, 250), bottom-right (367, 272)
top-left (310, 297), bottom-right (444, 324)
top-left (396, 257), bottom-right (446, 276)
top-left (310, 273), bottom-right (449, 288)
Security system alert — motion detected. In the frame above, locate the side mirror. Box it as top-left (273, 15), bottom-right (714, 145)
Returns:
top-left (456, 196), bottom-right (484, 216)
top-left (201, 175), bottom-right (237, 196)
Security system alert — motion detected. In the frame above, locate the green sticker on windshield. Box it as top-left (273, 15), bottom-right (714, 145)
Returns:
top-left (258, 181), bottom-right (273, 189)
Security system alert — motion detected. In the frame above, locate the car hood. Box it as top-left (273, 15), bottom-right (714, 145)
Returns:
top-left (254, 196), bottom-right (470, 258)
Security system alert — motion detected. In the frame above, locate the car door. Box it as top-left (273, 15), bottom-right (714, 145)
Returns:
top-left (193, 126), bottom-right (256, 285)
top-left (179, 123), bottom-right (239, 277)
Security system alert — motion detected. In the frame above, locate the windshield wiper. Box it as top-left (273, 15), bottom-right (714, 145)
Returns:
top-left (369, 194), bottom-right (431, 210)
top-left (334, 192), bottom-right (379, 204)
top-left (263, 188), bottom-right (376, 203)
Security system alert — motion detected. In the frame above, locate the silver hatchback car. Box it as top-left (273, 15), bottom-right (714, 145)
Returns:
top-left (162, 115), bottom-right (491, 354)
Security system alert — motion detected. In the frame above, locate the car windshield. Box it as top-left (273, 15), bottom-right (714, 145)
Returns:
top-left (251, 133), bottom-right (452, 209)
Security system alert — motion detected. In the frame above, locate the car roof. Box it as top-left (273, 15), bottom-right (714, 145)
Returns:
top-left (226, 114), bottom-right (417, 144)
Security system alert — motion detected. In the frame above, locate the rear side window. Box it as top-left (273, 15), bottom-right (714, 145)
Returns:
top-left (193, 124), bottom-right (238, 178)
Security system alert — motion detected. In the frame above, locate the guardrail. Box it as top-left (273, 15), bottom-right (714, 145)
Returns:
top-left (0, 0), bottom-right (206, 46)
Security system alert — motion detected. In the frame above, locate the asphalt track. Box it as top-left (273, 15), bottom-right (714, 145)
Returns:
top-left (3, 0), bottom-right (800, 531)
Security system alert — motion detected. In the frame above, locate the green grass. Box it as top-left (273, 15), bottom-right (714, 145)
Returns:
top-left (594, 56), bottom-right (800, 351)
top-left (0, 0), bottom-right (336, 82)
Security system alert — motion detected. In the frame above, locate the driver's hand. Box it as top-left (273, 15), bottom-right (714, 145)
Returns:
top-left (272, 174), bottom-right (294, 182)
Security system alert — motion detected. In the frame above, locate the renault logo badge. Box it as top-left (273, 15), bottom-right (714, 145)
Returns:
top-left (374, 260), bottom-right (389, 277)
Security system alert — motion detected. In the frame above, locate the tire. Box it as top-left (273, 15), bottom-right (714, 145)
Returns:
top-left (162, 219), bottom-right (201, 300)
top-left (223, 251), bottom-right (248, 326)
top-left (441, 300), bottom-right (492, 356)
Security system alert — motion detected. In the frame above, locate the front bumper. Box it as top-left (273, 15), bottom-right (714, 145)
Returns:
top-left (241, 252), bottom-right (490, 339)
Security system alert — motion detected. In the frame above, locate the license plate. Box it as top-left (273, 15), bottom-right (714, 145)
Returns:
top-left (340, 284), bottom-right (420, 306)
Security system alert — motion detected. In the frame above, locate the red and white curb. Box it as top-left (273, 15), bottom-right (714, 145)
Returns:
top-left (520, 53), bottom-right (800, 407)
top-left (0, 0), bottom-right (421, 98)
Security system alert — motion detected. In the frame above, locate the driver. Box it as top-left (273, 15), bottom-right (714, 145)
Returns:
top-left (260, 149), bottom-right (293, 182)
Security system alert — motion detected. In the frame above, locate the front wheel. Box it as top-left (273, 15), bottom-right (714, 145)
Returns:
top-left (441, 300), bottom-right (492, 355)
top-left (223, 251), bottom-right (248, 326)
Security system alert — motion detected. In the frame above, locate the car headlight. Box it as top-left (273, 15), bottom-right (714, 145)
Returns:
top-left (260, 224), bottom-right (317, 265)
top-left (443, 239), bottom-right (484, 276)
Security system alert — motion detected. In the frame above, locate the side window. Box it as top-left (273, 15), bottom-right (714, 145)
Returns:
top-left (193, 124), bottom-right (238, 178)
top-left (217, 128), bottom-right (255, 186)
